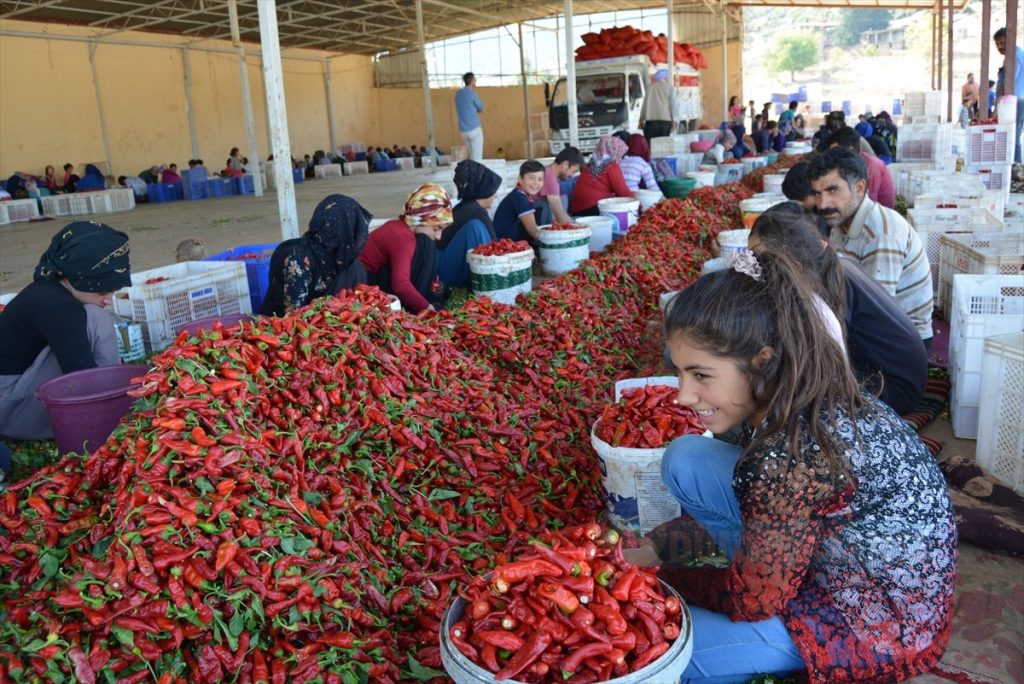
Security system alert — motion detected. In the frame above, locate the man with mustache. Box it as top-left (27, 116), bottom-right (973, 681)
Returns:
top-left (807, 147), bottom-right (934, 353)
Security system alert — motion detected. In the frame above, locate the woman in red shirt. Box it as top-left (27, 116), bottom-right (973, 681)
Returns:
top-left (359, 183), bottom-right (452, 313)
top-left (568, 135), bottom-right (635, 216)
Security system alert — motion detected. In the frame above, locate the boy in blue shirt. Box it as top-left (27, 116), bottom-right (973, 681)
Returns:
top-left (493, 161), bottom-right (545, 246)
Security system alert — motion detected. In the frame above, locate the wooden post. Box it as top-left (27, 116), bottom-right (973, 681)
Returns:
top-left (947, 0), bottom-right (954, 122)
top-left (980, 0), bottom-right (991, 116)
top-left (1005, 0), bottom-right (1019, 96)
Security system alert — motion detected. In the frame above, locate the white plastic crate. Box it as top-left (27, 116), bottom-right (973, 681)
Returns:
top-left (450, 146), bottom-right (468, 162)
top-left (908, 208), bottom-right (1002, 299)
top-left (965, 163), bottom-right (1012, 197)
top-left (914, 190), bottom-right (1004, 220)
top-left (420, 156), bottom-right (435, 169)
top-left (395, 157), bottom-right (415, 171)
top-left (67, 189), bottom-right (135, 215)
top-left (976, 332), bottom-right (1024, 494)
top-left (903, 91), bottom-right (948, 118)
top-left (41, 194), bottom-right (75, 217)
top-left (948, 274), bottom-right (1024, 439)
top-left (650, 137), bottom-right (675, 158)
top-left (342, 161), bottom-right (368, 176)
top-left (965, 124), bottom-right (1015, 166)
top-left (112, 261), bottom-right (251, 353)
top-left (314, 163), bottom-right (343, 179)
top-left (0, 199), bottom-right (40, 225)
top-left (437, 155), bottom-right (452, 166)
top-left (938, 231), bottom-right (1024, 319)
top-left (1008, 194), bottom-right (1024, 216)
top-left (897, 123), bottom-right (954, 163)
top-left (675, 153), bottom-right (704, 174)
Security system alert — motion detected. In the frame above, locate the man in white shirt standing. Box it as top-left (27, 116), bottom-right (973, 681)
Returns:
top-left (455, 72), bottom-right (485, 161)
top-left (807, 147), bottom-right (934, 353)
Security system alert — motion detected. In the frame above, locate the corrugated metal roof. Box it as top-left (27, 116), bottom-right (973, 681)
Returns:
top-left (0, 0), bottom-right (965, 55)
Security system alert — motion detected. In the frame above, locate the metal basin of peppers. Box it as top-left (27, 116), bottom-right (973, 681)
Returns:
top-left (0, 162), bottom-right (793, 683)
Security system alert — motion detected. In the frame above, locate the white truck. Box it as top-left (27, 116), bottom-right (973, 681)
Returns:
top-left (545, 54), bottom-right (702, 155)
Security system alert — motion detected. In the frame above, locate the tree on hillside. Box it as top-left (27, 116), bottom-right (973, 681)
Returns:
top-left (836, 9), bottom-right (893, 47)
top-left (767, 32), bottom-right (820, 83)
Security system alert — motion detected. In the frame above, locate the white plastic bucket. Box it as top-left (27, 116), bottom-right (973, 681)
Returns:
top-left (598, 197), bottom-right (640, 234)
top-left (700, 256), bottom-right (731, 276)
top-left (717, 228), bottom-right (751, 259)
top-left (762, 174), bottom-right (787, 194)
top-left (740, 197), bottom-right (782, 230)
top-left (634, 188), bottom-right (664, 210)
top-left (573, 215), bottom-right (616, 253)
top-left (466, 248), bottom-right (534, 305)
top-left (715, 165), bottom-right (743, 185)
top-left (386, 295), bottom-right (401, 311)
top-left (686, 170), bottom-right (716, 188)
top-left (741, 157), bottom-right (768, 175)
top-left (440, 579), bottom-right (693, 684)
top-left (537, 225), bottom-right (592, 276)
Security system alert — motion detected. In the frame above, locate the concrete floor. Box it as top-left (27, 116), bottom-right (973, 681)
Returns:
top-left (0, 167), bottom-right (473, 294)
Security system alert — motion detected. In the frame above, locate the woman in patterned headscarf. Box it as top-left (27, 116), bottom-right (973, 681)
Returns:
top-left (261, 194), bottom-right (371, 316)
top-left (568, 135), bottom-right (635, 216)
top-left (436, 160), bottom-right (501, 288)
top-left (0, 221), bottom-right (131, 440)
top-left (359, 183), bottom-right (452, 313)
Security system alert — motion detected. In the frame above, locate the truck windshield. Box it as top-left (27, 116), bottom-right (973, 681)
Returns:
top-left (551, 74), bottom-right (626, 107)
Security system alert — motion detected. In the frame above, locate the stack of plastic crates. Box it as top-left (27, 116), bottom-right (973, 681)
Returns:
top-left (896, 123), bottom-right (954, 164)
top-left (937, 232), bottom-right (1024, 319)
top-left (314, 163), bottom-right (343, 179)
top-left (976, 331), bottom-right (1024, 495)
top-left (112, 261), bottom-right (251, 352)
top-left (948, 274), bottom-right (1024, 439)
top-left (902, 91), bottom-right (947, 120)
top-left (205, 243), bottom-right (278, 313)
top-left (0, 199), bottom-right (40, 225)
top-left (908, 205), bottom-right (1003, 301)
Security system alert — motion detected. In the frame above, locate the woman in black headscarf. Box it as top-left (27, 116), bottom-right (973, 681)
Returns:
top-left (0, 221), bottom-right (132, 440)
top-left (261, 194), bottom-right (370, 316)
top-left (436, 160), bottom-right (502, 288)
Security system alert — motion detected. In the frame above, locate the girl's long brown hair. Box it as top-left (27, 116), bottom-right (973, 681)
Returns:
top-left (665, 250), bottom-right (862, 484)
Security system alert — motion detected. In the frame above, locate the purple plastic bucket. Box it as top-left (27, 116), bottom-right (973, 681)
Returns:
top-left (35, 364), bottom-right (150, 456)
top-left (176, 314), bottom-right (256, 338)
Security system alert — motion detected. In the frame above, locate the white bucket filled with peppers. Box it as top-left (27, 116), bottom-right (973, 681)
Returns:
top-left (537, 221), bottom-right (593, 275)
top-left (591, 377), bottom-right (710, 536)
top-left (439, 522), bottom-right (694, 683)
top-left (467, 239), bottom-right (535, 305)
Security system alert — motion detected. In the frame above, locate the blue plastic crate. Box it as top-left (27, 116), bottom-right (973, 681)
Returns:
top-left (206, 177), bottom-right (236, 198)
top-left (821, 101), bottom-right (832, 113)
top-left (235, 175), bottom-right (255, 195)
top-left (182, 168), bottom-right (207, 200)
top-left (653, 156), bottom-right (677, 174)
top-left (293, 167), bottom-right (304, 184)
top-left (355, 152), bottom-right (367, 161)
top-left (204, 243), bottom-right (278, 313)
top-left (147, 182), bottom-right (183, 203)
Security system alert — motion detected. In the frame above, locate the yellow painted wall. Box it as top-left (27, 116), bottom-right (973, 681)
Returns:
top-left (698, 40), bottom-right (744, 129)
top-left (371, 85), bottom-right (548, 158)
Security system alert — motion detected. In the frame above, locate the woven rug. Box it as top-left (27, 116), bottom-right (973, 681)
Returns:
top-left (902, 375), bottom-right (951, 457)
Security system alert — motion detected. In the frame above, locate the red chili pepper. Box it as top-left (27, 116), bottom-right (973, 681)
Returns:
top-left (493, 629), bottom-right (551, 681)
top-left (536, 582), bottom-right (580, 615)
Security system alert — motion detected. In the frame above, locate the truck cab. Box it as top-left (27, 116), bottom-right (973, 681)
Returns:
top-left (547, 55), bottom-right (701, 155)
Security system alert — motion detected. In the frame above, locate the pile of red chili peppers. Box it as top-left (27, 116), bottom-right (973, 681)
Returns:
top-left (541, 221), bottom-right (586, 232)
top-left (594, 386), bottom-right (706, 449)
top-left (0, 161), bottom-right (794, 683)
top-left (470, 239), bottom-right (533, 257)
top-left (452, 522), bottom-right (682, 682)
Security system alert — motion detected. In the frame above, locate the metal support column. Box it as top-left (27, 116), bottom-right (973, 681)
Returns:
top-left (937, 1), bottom-right (944, 99)
top-left (181, 48), bottom-right (201, 160)
top-left (931, 10), bottom-right (937, 90)
top-left (229, 0), bottom-right (262, 196)
top-left (947, 0), bottom-right (954, 122)
top-left (980, 0), bottom-right (991, 116)
top-left (721, 0), bottom-right (728, 123)
top-left (323, 60), bottom-right (338, 154)
top-left (88, 42), bottom-right (113, 170)
top-left (257, 0), bottom-right (298, 240)
top-left (518, 23), bottom-right (532, 157)
top-left (414, 0), bottom-right (437, 156)
top-left (1006, 0), bottom-right (1019, 96)
top-left (667, 0), bottom-right (675, 131)
top-left (564, 0), bottom-right (579, 148)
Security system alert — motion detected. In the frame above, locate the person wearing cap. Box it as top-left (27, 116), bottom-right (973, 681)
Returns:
top-left (0, 221), bottom-right (132, 440)
top-left (437, 160), bottom-right (502, 288)
top-left (639, 68), bottom-right (676, 142)
top-left (360, 183), bottom-right (452, 313)
top-left (261, 194), bottom-right (370, 316)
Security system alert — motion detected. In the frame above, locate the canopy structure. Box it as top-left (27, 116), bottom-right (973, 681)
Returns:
top-left (0, 0), bottom-right (968, 55)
